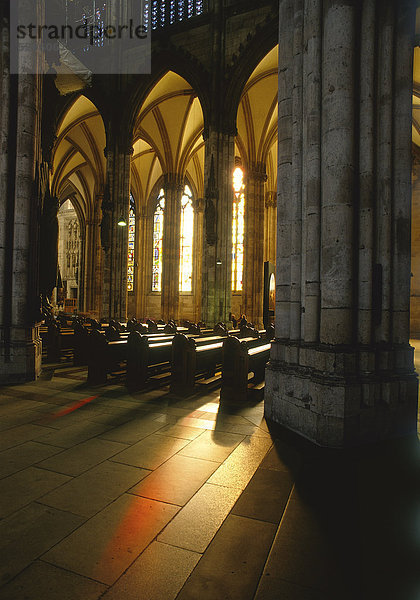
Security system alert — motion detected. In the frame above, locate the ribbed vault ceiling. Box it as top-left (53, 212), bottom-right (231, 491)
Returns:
top-left (51, 95), bottom-right (106, 222)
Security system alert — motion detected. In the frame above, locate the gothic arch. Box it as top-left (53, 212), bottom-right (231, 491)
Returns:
top-left (51, 95), bottom-right (107, 222)
top-left (224, 19), bottom-right (279, 135)
top-left (126, 50), bottom-right (210, 141)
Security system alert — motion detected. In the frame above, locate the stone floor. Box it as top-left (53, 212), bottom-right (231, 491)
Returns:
top-left (0, 359), bottom-right (419, 600)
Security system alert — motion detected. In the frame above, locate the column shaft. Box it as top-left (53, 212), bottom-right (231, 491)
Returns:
top-left (102, 144), bottom-right (132, 321)
top-left (244, 164), bottom-right (266, 327)
top-left (162, 174), bottom-right (183, 322)
top-left (201, 129), bottom-right (235, 326)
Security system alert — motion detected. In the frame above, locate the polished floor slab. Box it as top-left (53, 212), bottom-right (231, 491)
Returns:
top-left (0, 362), bottom-right (419, 599)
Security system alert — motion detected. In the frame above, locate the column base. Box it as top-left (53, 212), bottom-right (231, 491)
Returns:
top-left (0, 325), bottom-right (42, 384)
top-left (265, 340), bottom-right (418, 448)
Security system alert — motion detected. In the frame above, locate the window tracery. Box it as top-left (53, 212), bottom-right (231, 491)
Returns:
top-left (179, 185), bottom-right (194, 292)
top-left (143, 0), bottom-right (206, 31)
top-left (232, 166), bottom-right (245, 292)
top-left (127, 194), bottom-right (136, 293)
top-left (152, 189), bottom-right (165, 292)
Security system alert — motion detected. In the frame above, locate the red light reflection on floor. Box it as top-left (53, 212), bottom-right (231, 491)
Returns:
top-left (96, 497), bottom-right (170, 582)
top-left (45, 395), bottom-right (99, 421)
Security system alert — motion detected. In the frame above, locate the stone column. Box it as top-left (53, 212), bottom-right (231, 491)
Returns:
top-left (201, 129), bottom-right (235, 326)
top-left (161, 174), bottom-right (183, 322)
top-left (193, 197), bottom-right (205, 322)
top-left (243, 163), bottom-right (267, 327)
top-left (134, 206), bottom-right (149, 320)
top-left (410, 149), bottom-right (420, 337)
top-left (264, 191), bottom-right (277, 265)
top-left (84, 197), bottom-right (103, 317)
top-left (101, 143), bottom-right (132, 322)
top-left (0, 4), bottom-right (42, 383)
top-left (265, 0), bottom-right (418, 448)
top-left (275, 0), bottom-right (294, 339)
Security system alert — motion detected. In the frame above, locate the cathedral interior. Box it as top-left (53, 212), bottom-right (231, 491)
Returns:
top-left (1, 0), bottom-right (420, 598)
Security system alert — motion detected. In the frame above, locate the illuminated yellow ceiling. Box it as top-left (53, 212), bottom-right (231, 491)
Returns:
top-left (236, 45), bottom-right (278, 190)
top-left (132, 72), bottom-right (205, 205)
top-left (51, 96), bottom-right (106, 220)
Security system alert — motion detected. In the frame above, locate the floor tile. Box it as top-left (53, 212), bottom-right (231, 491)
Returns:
top-left (177, 515), bottom-right (276, 600)
top-left (0, 502), bottom-right (84, 586)
top-left (43, 494), bottom-right (180, 585)
top-left (254, 576), bottom-right (324, 600)
top-left (0, 441), bottom-right (64, 479)
top-left (37, 438), bottom-right (128, 477)
top-left (0, 423), bottom-right (52, 451)
top-left (207, 435), bottom-right (273, 489)
top-left (110, 434), bottom-right (190, 470)
top-left (178, 429), bottom-right (245, 462)
top-left (101, 541), bottom-right (201, 600)
top-left (158, 423), bottom-right (204, 440)
top-left (257, 489), bottom-right (348, 596)
top-left (0, 467), bottom-right (71, 519)
top-left (158, 483), bottom-right (242, 553)
top-left (40, 460), bottom-right (150, 517)
top-left (99, 418), bottom-right (165, 444)
top-left (231, 468), bottom-right (293, 524)
top-left (259, 439), bottom-right (302, 474)
top-left (129, 454), bottom-right (219, 505)
top-left (35, 421), bottom-right (112, 449)
top-left (0, 409), bottom-right (52, 429)
top-left (0, 560), bottom-right (107, 600)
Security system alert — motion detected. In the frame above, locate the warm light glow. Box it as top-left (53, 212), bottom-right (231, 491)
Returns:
top-left (232, 166), bottom-right (245, 292)
top-left (179, 185), bottom-right (194, 292)
top-left (127, 194), bottom-right (135, 293)
top-left (233, 167), bottom-right (244, 193)
top-left (152, 189), bottom-right (165, 292)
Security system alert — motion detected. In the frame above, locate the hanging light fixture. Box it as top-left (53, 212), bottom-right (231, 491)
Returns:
top-left (117, 215), bottom-right (127, 227)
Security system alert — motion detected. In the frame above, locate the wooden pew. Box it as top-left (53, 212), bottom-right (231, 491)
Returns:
top-left (45, 321), bottom-right (75, 362)
top-left (73, 323), bottom-right (90, 366)
top-left (73, 323), bottom-right (128, 366)
top-left (170, 333), bottom-right (225, 395)
top-left (220, 336), bottom-right (271, 402)
top-left (126, 331), bottom-right (175, 389)
top-left (87, 330), bottom-right (128, 384)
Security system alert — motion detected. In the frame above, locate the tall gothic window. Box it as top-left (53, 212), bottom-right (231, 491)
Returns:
top-left (232, 166), bottom-right (245, 292)
top-left (144, 0), bottom-right (206, 31)
top-left (152, 189), bottom-right (165, 292)
top-left (179, 185), bottom-right (194, 292)
top-left (127, 194), bottom-right (136, 293)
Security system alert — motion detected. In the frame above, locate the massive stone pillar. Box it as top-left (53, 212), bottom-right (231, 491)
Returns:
top-left (265, 0), bottom-right (418, 447)
top-left (243, 162), bottom-right (267, 327)
top-left (84, 197), bottom-right (103, 317)
top-left (410, 148), bottom-right (420, 337)
top-left (0, 4), bottom-right (43, 382)
top-left (264, 190), bottom-right (277, 265)
top-left (202, 129), bottom-right (235, 326)
top-left (193, 197), bottom-right (205, 323)
top-left (101, 142), bottom-right (132, 322)
top-left (134, 205), bottom-right (149, 320)
top-left (161, 174), bottom-right (183, 322)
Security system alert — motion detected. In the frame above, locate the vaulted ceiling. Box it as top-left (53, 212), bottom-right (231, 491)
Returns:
top-left (236, 45), bottom-right (278, 192)
top-left (51, 95), bottom-right (106, 223)
top-left (132, 71), bottom-right (205, 206)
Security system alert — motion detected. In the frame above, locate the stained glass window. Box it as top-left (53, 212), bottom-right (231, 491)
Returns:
top-left (144, 0), bottom-right (206, 31)
top-left (152, 189), bottom-right (165, 292)
top-left (179, 185), bottom-right (194, 292)
top-left (232, 167), bottom-right (245, 292)
top-left (127, 194), bottom-right (136, 293)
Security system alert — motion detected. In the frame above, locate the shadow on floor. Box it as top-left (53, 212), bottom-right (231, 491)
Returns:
top-left (265, 422), bottom-right (420, 600)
